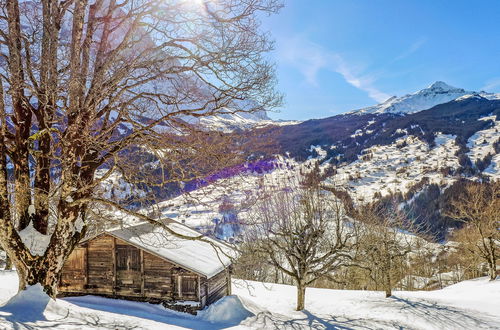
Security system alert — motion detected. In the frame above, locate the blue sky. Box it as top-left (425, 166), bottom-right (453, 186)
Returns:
top-left (261, 0), bottom-right (500, 120)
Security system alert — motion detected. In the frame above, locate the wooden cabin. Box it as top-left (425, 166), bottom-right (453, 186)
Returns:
top-left (58, 221), bottom-right (233, 313)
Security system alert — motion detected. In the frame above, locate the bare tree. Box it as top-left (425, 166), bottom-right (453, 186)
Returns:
top-left (0, 0), bottom-right (282, 295)
top-left (241, 176), bottom-right (356, 310)
top-left (447, 181), bottom-right (499, 280)
top-left (354, 203), bottom-right (417, 297)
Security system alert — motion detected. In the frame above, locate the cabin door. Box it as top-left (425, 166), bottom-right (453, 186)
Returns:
top-left (116, 245), bottom-right (141, 295)
top-left (176, 275), bottom-right (198, 300)
top-left (60, 247), bottom-right (87, 291)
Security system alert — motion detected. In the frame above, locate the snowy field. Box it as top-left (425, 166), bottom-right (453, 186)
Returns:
top-left (0, 271), bottom-right (499, 329)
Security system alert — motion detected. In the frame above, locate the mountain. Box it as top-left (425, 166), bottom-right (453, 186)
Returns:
top-left (198, 81), bottom-right (500, 131)
top-left (352, 81), bottom-right (500, 115)
top-left (159, 85), bottom-right (500, 240)
top-left (105, 81), bottom-right (500, 240)
top-left (199, 109), bottom-right (299, 132)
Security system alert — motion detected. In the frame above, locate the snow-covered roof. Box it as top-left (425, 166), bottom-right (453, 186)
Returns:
top-left (107, 221), bottom-right (233, 279)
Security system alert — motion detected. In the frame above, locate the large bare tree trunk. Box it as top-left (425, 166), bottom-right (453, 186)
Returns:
top-left (5, 255), bottom-right (12, 270)
top-left (384, 271), bottom-right (392, 298)
top-left (296, 282), bottom-right (306, 311)
top-left (8, 207), bottom-right (85, 296)
top-left (488, 237), bottom-right (497, 281)
top-left (6, 0), bottom-right (32, 232)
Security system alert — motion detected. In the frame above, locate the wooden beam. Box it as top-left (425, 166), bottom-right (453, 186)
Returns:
top-left (226, 268), bottom-right (232, 295)
top-left (112, 237), bottom-right (117, 295)
top-left (140, 249), bottom-right (145, 297)
top-left (84, 243), bottom-right (89, 290)
top-left (177, 275), bottom-right (182, 299)
top-left (197, 275), bottom-right (201, 303)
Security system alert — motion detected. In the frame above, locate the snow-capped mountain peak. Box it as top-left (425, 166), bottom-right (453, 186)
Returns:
top-left (424, 81), bottom-right (464, 93)
top-left (199, 108), bottom-right (300, 132)
top-left (353, 81), bottom-right (474, 115)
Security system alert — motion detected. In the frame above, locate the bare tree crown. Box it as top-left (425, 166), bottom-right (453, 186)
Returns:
top-left (0, 0), bottom-right (282, 295)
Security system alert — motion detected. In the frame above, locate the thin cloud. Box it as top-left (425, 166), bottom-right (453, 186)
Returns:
top-left (280, 35), bottom-right (390, 102)
top-left (394, 37), bottom-right (427, 61)
top-left (481, 78), bottom-right (500, 92)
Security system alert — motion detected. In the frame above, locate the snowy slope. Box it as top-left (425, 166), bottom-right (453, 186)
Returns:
top-left (352, 81), bottom-right (499, 115)
top-left (152, 122), bottom-right (500, 231)
top-left (484, 153), bottom-right (500, 179)
top-left (156, 126), bottom-right (496, 228)
top-left (232, 278), bottom-right (500, 330)
top-left (330, 133), bottom-right (460, 203)
top-left (1, 271), bottom-right (499, 329)
top-left (467, 114), bottom-right (500, 164)
top-left (199, 111), bottom-right (300, 132)
top-left (155, 156), bottom-right (311, 229)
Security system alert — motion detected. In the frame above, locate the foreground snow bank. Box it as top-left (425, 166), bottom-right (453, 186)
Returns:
top-left (0, 270), bottom-right (499, 329)
top-left (0, 284), bottom-right (51, 322)
top-left (198, 295), bottom-right (255, 324)
top-left (232, 278), bottom-right (500, 329)
top-left (0, 271), bottom-right (19, 306)
top-left (0, 271), bottom-right (253, 329)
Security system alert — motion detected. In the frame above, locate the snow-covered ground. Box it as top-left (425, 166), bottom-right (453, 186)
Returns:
top-left (484, 153), bottom-right (500, 179)
top-left (467, 114), bottom-right (500, 166)
top-left (1, 271), bottom-right (499, 329)
top-left (155, 155), bottom-right (315, 228)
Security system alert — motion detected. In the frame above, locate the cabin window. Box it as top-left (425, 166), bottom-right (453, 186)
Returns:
top-left (179, 276), bottom-right (197, 296)
top-left (116, 245), bottom-right (140, 271)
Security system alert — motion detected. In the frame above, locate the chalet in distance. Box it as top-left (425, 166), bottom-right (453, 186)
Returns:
top-left (58, 221), bottom-right (233, 313)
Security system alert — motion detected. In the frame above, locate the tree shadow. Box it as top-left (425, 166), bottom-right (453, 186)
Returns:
top-left (0, 285), bottom-right (50, 326)
top-left (383, 296), bottom-right (492, 329)
top-left (63, 295), bottom-right (252, 330)
top-left (0, 312), bottom-right (142, 330)
top-left (241, 309), bottom-right (403, 330)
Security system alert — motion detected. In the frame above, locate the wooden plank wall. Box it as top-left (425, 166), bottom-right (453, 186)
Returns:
top-left (205, 270), bottom-right (229, 305)
top-left (86, 235), bottom-right (114, 294)
top-left (143, 250), bottom-right (174, 298)
top-left (59, 247), bottom-right (87, 291)
top-left (173, 271), bottom-right (199, 301)
top-left (59, 234), bottom-right (226, 306)
top-left (115, 238), bottom-right (142, 296)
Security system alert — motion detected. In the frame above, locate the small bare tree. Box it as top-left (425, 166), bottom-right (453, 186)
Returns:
top-left (241, 176), bottom-right (356, 310)
top-left (447, 181), bottom-right (499, 280)
top-left (354, 203), bottom-right (416, 297)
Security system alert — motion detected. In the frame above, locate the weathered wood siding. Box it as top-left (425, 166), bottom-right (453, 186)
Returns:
top-left (60, 247), bottom-right (86, 292)
top-left (87, 235), bottom-right (114, 294)
top-left (143, 250), bottom-right (173, 298)
top-left (58, 233), bottom-right (229, 308)
top-left (115, 238), bottom-right (141, 296)
top-left (173, 270), bottom-right (199, 301)
top-left (205, 269), bottom-right (230, 305)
